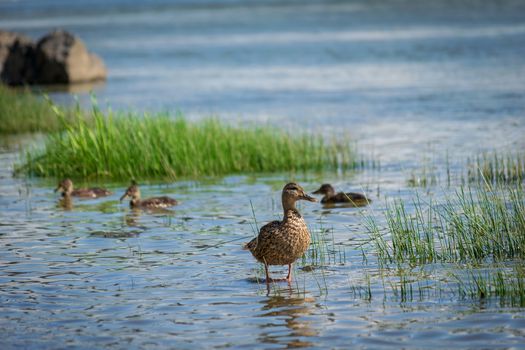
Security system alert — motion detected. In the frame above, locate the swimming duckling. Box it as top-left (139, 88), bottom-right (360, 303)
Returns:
top-left (244, 182), bottom-right (316, 283)
top-left (119, 182), bottom-right (178, 209)
top-left (55, 178), bottom-right (112, 198)
top-left (312, 183), bottom-right (370, 206)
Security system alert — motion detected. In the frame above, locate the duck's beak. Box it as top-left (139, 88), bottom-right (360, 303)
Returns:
top-left (312, 187), bottom-right (322, 195)
top-left (120, 193), bottom-right (129, 202)
top-left (301, 193), bottom-right (317, 202)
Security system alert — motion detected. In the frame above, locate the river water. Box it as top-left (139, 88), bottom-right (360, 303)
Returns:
top-left (1, 0), bottom-right (525, 349)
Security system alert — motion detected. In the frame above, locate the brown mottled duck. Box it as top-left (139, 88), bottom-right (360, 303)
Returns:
top-left (244, 182), bottom-right (316, 283)
top-left (312, 183), bottom-right (370, 206)
top-left (120, 182), bottom-right (178, 209)
top-left (55, 178), bottom-right (112, 198)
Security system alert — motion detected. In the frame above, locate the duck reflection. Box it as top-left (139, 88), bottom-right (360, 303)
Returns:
top-left (123, 207), bottom-right (174, 230)
top-left (57, 196), bottom-right (73, 210)
top-left (257, 295), bottom-right (318, 348)
top-left (124, 208), bottom-right (142, 227)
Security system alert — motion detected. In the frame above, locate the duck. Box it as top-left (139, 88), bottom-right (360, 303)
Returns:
top-left (55, 178), bottom-right (112, 198)
top-left (244, 182), bottom-right (316, 283)
top-left (312, 183), bottom-right (370, 206)
top-left (119, 181), bottom-right (178, 209)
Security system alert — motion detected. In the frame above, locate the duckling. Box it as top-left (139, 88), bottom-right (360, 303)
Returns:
top-left (55, 178), bottom-right (112, 198)
top-left (119, 182), bottom-right (178, 209)
top-left (244, 182), bottom-right (316, 283)
top-left (312, 183), bottom-right (370, 206)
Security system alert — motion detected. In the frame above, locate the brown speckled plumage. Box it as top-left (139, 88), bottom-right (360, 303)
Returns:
top-left (244, 182), bottom-right (316, 283)
top-left (55, 178), bottom-right (112, 198)
top-left (312, 183), bottom-right (370, 206)
top-left (120, 182), bottom-right (178, 209)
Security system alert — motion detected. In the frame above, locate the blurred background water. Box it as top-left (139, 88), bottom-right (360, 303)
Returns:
top-left (1, 1), bottom-right (525, 349)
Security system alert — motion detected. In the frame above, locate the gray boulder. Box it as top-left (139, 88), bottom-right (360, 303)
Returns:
top-left (1, 29), bottom-right (107, 85)
top-left (0, 30), bottom-right (36, 85)
top-left (0, 30), bottom-right (31, 73)
top-left (34, 30), bottom-right (106, 84)
top-left (0, 31), bottom-right (20, 73)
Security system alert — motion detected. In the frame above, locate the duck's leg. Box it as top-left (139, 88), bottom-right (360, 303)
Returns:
top-left (264, 262), bottom-right (291, 283)
top-left (264, 263), bottom-right (271, 283)
top-left (286, 264), bottom-right (292, 282)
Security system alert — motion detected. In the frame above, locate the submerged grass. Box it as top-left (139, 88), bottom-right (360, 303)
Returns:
top-left (467, 151), bottom-right (525, 185)
top-left (455, 265), bottom-right (525, 307)
top-left (18, 101), bottom-right (357, 180)
top-left (364, 184), bottom-right (525, 266)
top-left (0, 85), bottom-right (79, 134)
top-left (303, 224), bottom-right (347, 267)
top-left (351, 264), bottom-right (525, 306)
top-left (406, 150), bottom-right (525, 188)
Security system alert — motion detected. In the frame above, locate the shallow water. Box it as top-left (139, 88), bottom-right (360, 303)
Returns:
top-left (1, 0), bottom-right (525, 349)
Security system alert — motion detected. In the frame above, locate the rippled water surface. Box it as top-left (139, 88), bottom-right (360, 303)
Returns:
top-left (1, 0), bottom-right (525, 349)
top-left (2, 155), bottom-right (524, 349)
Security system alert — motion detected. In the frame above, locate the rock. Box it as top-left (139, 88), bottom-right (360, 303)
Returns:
top-left (0, 30), bottom-right (36, 85)
top-left (0, 31), bottom-right (18, 74)
top-left (0, 30), bottom-right (31, 73)
top-left (34, 30), bottom-right (106, 84)
top-left (1, 29), bottom-right (106, 85)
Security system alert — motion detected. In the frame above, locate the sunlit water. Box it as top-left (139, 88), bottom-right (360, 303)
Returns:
top-left (1, 0), bottom-right (525, 349)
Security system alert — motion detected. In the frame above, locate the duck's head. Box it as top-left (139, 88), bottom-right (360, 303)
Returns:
top-left (312, 184), bottom-right (335, 196)
top-left (55, 178), bottom-right (73, 196)
top-left (120, 181), bottom-right (141, 202)
top-left (282, 182), bottom-right (316, 209)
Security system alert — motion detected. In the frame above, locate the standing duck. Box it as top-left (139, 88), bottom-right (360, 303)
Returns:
top-left (55, 178), bottom-right (112, 198)
top-left (244, 182), bottom-right (316, 283)
top-left (312, 183), bottom-right (370, 206)
top-left (120, 182), bottom-right (178, 209)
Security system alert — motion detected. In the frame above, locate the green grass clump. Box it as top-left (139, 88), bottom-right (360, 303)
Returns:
top-left (364, 185), bottom-right (525, 266)
top-left (0, 85), bottom-right (79, 134)
top-left (18, 103), bottom-right (356, 180)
